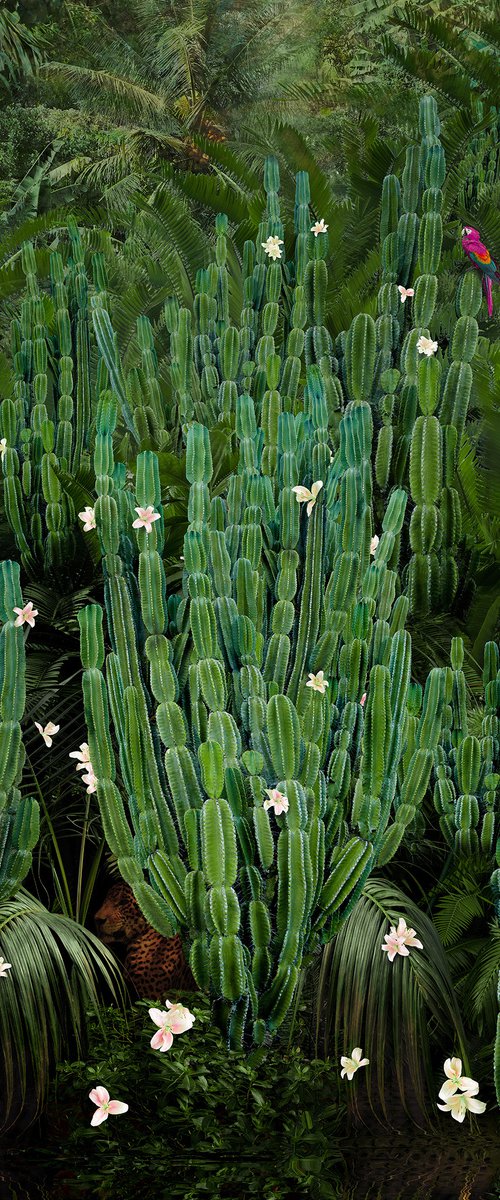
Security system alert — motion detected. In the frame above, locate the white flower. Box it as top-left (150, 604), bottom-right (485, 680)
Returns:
top-left (340, 1047), bottom-right (369, 1080)
top-left (370, 535), bottom-right (379, 555)
top-left (0, 438), bottom-right (7, 460)
top-left (0, 957), bottom-right (12, 978)
top-left (416, 335), bottom-right (438, 357)
top-left (438, 1058), bottom-right (479, 1101)
top-left (397, 285), bottom-right (414, 302)
top-left (34, 721), bottom-right (60, 748)
top-left (81, 769), bottom-right (98, 795)
top-left (262, 235), bottom-right (284, 260)
top-left (69, 743), bottom-right (93, 772)
top-left (311, 219), bottom-right (328, 236)
top-left (292, 480), bottom-right (323, 517)
top-left (437, 1092), bottom-right (486, 1123)
top-left (263, 788), bottom-right (289, 816)
top-left (306, 670), bottom-right (329, 694)
top-left (132, 506), bottom-right (161, 534)
top-left (78, 506), bottom-right (96, 532)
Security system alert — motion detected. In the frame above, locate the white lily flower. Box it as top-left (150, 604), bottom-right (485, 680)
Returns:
top-left (34, 721), bottom-right (60, 748)
top-left (438, 1058), bottom-right (479, 1101)
top-left (311, 219), bottom-right (328, 236)
top-left (340, 1047), bottom-right (369, 1080)
top-left (292, 480), bottom-right (323, 517)
top-left (416, 335), bottom-right (438, 357)
top-left (262, 236), bottom-right (284, 260)
top-left (437, 1091), bottom-right (486, 1123)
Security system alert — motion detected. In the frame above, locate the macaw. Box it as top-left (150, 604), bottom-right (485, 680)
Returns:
top-left (461, 226), bottom-right (500, 317)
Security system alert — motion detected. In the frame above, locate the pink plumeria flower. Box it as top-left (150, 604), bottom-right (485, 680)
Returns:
top-left (370, 535), bottom-right (379, 555)
top-left (132, 506), bottom-right (161, 534)
top-left (438, 1059), bottom-right (479, 1101)
top-left (382, 917), bottom-right (423, 962)
top-left (0, 957), bottom-right (12, 978)
top-left (89, 1086), bottom-right (128, 1127)
top-left (416, 334), bottom-right (438, 357)
top-left (264, 788), bottom-right (289, 816)
top-left (360, 693), bottom-right (367, 706)
top-left (149, 1002), bottom-right (195, 1051)
top-left (34, 721), bottom-right (60, 748)
top-left (81, 768), bottom-right (98, 794)
top-left (311, 219), bottom-right (328, 236)
top-left (262, 235), bottom-right (284, 260)
top-left (78, 506), bottom-right (96, 532)
top-left (306, 670), bottom-right (329, 694)
top-left (397, 285), bottom-right (414, 302)
top-left (0, 438), bottom-right (7, 460)
top-left (13, 601), bottom-right (38, 628)
top-left (69, 743), bottom-right (93, 772)
top-left (292, 480), bottom-right (323, 516)
top-left (437, 1091), bottom-right (486, 1123)
top-left (340, 1047), bottom-right (369, 1081)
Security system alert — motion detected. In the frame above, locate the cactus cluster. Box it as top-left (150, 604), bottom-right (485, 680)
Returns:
top-left (0, 561), bottom-right (39, 899)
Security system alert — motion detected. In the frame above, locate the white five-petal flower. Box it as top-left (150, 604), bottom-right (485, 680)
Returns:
top-left (262, 235), bottom-right (284, 260)
top-left (132, 506), bottom-right (161, 534)
top-left (263, 787), bottom-right (289, 815)
top-left (306, 670), bottom-right (329, 694)
top-left (311, 219), bottom-right (328, 236)
top-left (13, 601), bottom-right (38, 628)
top-left (438, 1058), bottom-right (479, 1101)
top-left (416, 335), bottom-right (438, 357)
top-left (0, 438), bottom-right (7, 460)
top-left (69, 743), bottom-right (93, 772)
top-left (78, 506), bottom-right (96, 532)
top-left (292, 480), bottom-right (323, 516)
top-left (397, 285), bottom-right (414, 302)
top-left (0, 957), bottom-right (12, 978)
top-left (34, 721), bottom-right (60, 748)
top-left (437, 1092), bottom-right (486, 1123)
top-left (340, 1047), bottom-right (369, 1080)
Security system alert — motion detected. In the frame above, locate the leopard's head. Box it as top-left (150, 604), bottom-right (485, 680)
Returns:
top-left (94, 882), bottom-right (149, 944)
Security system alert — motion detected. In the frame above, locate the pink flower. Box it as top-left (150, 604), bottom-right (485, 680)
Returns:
top-left (0, 957), bottom-right (12, 978)
top-left (370, 535), bottom-right (379, 555)
top-left (69, 743), bottom-right (92, 772)
top-left (149, 1001), bottom-right (195, 1050)
top-left (340, 1047), bottom-right (369, 1080)
top-left (311, 219), bottom-right (328, 236)
top-left (382, 917), bottom-right (423, 962)
top-left (360, 693), bottom-right (367, 706)
top-left (89, 1086), bottom-right (128, 1127)
top-left (438, 1059), bottom-right (479, 1101)
top-left (34, 721), bottom-right (60, 748)
top-left (132, 506), bottom-right (161, 534)
top-left (397, 285), bottom-right (414, 303)
top-left (292, 480), bottom-right (323, 516)
top-left (264, 788), bottom-right (289, 816)
top-left (78, 506), bottom-right (96, 532)
top-left (13, 601), bottom-right (38, 628)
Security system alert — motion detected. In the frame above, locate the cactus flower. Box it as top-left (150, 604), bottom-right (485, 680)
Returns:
top-left (264, 787), bottom-right (289, 815)
top-left (262, 235), bottom-right (284, 260)
top-left (311, 219), bottom-right (328, 236)
top-left (0, 957), bottom-right (12, 977)
top-left (13, 601), bottom-right (38, 628)
top-left (132, 506), bottom-right (161, 534)
top-left (437, 1092), bottom-right (486, 1123)
top-left (89, 1086), bottom-right (128, 1127)
top-left (438, 1059), bottom-right (479, 1100)
top-left (81, 768), bottom-right (98, 794)
top-left (149, 1001), bottom-right (195, 1051)
top-left (397, 285), bottom-right (414, 302)
top-left (360, 693), bottom-right (367, 706)
top-left (0, 438), bottom-right (7, 459)
top-left (292, 480), bottom-right (323, 516)
top-left (370, 535), bottom-right (379, 555)
top-left (69, 743), bottom-right (93, 771)
top-left (416, 335), bottom-right (438, 357)
top-left (306, 670), bottom-right (329, 694)
top-left (78, 506), bottom-right (96, 532)
top-left (34, 721), bottom-right (60, 747)
top-left (382, 917), bottom-right (423, 961)
top-left (340, 1047), bottom-right (369, 1080)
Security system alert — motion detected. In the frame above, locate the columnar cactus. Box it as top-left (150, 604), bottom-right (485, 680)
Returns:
top-left (0, 561), bottom-right (39, 899)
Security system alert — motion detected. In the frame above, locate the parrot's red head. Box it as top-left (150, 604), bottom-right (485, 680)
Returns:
top-left (461, 226), bottom-right (480, 238)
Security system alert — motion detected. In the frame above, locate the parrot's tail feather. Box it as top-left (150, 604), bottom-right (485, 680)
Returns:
top-left (484, 276), bottom-right (493, 317)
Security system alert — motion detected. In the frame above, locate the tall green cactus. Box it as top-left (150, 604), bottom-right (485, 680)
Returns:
top-left (0, 561), bottom-right (39, 899)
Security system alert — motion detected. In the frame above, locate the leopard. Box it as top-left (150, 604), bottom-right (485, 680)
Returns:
top-left (94, 882), bottom-right (197, 1002)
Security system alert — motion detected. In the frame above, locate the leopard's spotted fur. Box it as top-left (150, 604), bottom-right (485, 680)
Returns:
top-left (94, 882), bottom-right (197, 1001)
